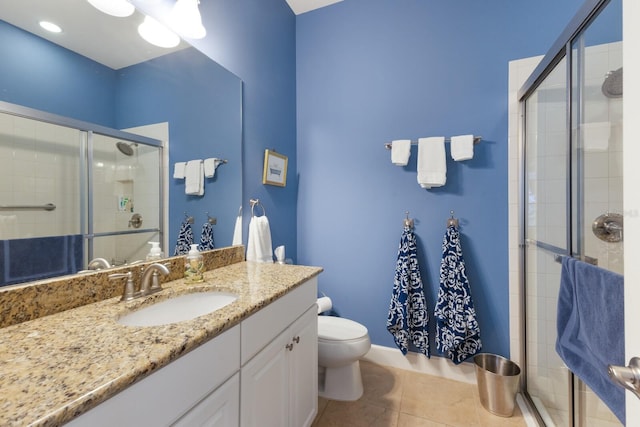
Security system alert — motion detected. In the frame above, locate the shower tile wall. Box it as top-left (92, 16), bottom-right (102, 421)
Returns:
top-left (581, 41), bottom-right (623, 275)
top-left (92, 134), bottom-right (161, 265)
top-left (0, 113), bottom-right (82, 240)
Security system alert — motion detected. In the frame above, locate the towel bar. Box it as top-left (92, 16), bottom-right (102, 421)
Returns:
top-left (384, 136), bottom-right (482, 150)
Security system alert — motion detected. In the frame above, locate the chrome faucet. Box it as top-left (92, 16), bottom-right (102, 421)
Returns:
top-left (109, 263), bottom-right (171, 302)
top-left (88, 257), bottom-right (112, 270)
top-left (139, 263), bottom-right (171, 296)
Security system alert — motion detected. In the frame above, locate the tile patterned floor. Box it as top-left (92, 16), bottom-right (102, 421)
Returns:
top-left (312, 360), bottom-right (527, 427)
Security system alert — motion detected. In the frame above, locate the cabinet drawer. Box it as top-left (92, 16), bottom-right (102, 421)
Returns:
top-left (241, 277), bottom-right (317, 365)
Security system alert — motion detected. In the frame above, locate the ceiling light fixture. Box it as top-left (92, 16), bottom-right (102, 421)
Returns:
top-left (138, 16), bottom-right (180, 48)
top-left (39, 21), bottom-right (62, 33)
top-left (87, 0), bottom-right (135, 18)
top-left (170, 0), bottom-right (206, 39)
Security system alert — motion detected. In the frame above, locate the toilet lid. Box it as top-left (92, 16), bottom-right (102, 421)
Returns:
top-left (318, 316), bottom-right (368, 341)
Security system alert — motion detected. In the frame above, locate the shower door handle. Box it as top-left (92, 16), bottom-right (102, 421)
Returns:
top-left (608, 357), bottom-right (640, 400)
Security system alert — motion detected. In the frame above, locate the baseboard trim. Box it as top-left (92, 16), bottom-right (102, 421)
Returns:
top-left (361, 344), bottom-right (477, 384)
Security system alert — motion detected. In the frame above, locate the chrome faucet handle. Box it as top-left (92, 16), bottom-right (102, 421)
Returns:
top-left (109, 271), bottom-right (137, 301)
top-left (140, 263), bottom-right (171, 296)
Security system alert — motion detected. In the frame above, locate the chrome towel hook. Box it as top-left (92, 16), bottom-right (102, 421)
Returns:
top-left (447, 210), bottom-right (459, 228)
top-left (403, 211), bottom-right (414, 229)
top-left (184, 212), bottom-right (194, 224)
top-left (206, 212), bottom-right (217, 225)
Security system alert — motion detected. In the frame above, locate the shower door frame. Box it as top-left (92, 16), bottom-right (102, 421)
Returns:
top-left (0, 100), bottom-right (166, 268)
top-left (517, 0), bottom-right (618, 425)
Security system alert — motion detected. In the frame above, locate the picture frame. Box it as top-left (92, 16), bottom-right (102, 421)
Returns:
top-left (262, 149), bottom-right (288, 187)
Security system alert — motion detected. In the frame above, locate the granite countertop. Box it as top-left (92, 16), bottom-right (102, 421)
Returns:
top-left (0, 261), bottom-right (322, 427)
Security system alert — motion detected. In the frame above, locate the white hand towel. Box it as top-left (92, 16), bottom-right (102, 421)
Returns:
top-left (173, 162), bottom-right (186, 179)
top-left (185, 160), bottom-right (204, 196)
top-left (232, 211), bottom-right (243, 246)
top-left (204, 158), bottom-right (224, 178)
top-left (417, 137), bottom-right (446, 188)
top-left (246, 215), bottom-right (273, 263)
top-left (450, 135), bottom-right (475, 161)
top-left (391, 139), bottom-right (411, 166)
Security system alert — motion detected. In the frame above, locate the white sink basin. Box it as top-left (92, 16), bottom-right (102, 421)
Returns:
top-left (118, 291), bottom-right (238, 327)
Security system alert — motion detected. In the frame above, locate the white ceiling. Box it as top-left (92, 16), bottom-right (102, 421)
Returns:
top-left (285, 0), bottom-right (343, 15)
top-left (1, 0), bottom-right (343, 69)
top-left (1, 0), bottom-right (188, 70)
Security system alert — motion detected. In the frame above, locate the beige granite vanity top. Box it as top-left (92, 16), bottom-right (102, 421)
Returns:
top-left (0, 261), bottom-right (322, 427)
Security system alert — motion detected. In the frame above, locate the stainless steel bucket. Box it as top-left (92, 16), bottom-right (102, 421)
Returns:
top-left (474, 353), bottom-right (521, 417)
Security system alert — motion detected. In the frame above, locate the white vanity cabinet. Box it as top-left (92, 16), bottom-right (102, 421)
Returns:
top-left (67, 324), bottom-right (241, 427)
top-left (65, 276), bottom-right (318, 427)
top-left (240, 278), bottom-right (318, 427)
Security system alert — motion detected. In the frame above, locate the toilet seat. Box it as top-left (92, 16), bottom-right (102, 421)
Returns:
top-left (318, 316), bottom-right (368, 342)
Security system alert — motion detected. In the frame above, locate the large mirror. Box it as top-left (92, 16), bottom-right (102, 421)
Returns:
top-left (0, 0), bottom-right (242, 287)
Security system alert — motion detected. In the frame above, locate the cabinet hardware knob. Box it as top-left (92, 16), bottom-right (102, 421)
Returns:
top-left (286, 343), bottom-right (294, 351)
top-left (293, 336), bottom-right (300, 344)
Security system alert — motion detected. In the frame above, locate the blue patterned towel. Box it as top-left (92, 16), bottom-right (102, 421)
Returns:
top-left (434, 225), bottom-right (481, 364)
top-left (556, 257), bottom-right (624, 424)
top-left (386, 226), bottom-right (430, 357)
top-left (173, 220), bottom-right (194, 256)
top-left (198, 222), bottom-right (215, 251)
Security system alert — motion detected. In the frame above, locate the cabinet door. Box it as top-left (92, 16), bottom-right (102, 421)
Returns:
top-left (288, 307), bottom-right (318, 427)
top-left (172, 373), bottom-right (239, 427)
top-left (240, 332), bottom-right (289, 427)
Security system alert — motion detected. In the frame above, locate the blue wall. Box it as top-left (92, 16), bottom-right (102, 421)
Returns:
top-left (184, 0), bottom-right (299, 259)
top-left (295, 0), bottom-right (583, 358)
top-left (0, 21), bottom-right (117, 125)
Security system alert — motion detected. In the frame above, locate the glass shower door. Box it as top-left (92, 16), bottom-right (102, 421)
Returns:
top-left (522, 0), bottom-right (623, 425)
top-left (524, 56), bottom-right (571, 426)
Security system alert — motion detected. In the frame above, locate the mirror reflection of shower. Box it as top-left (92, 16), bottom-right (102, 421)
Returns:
top-left (602, 67), bottom-right (623, 98)
top-left (116, 141), bottom-right (137, 156)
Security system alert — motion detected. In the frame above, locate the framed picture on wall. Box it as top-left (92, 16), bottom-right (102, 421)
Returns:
top-left (262, 149), bottom-right (288, 187)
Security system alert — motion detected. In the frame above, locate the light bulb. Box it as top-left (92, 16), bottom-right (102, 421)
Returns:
top-left (138, 16), bottom-right (180, 48)
top-left (87, 0), bottom-right (135, 18)
top-left (170, 0), bottom-right (206, 39)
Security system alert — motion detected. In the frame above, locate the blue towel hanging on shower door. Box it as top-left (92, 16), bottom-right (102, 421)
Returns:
top-left (386, 225), bottom-right (430, 357)
top-left (434, 225), bottom-right (481, 364)
top-left (173, 220), bottom-right (194, 256)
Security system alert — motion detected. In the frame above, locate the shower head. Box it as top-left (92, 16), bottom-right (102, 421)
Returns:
top-left (116, 141), bottom-right (136, 156)
top-left (602, 67), bottom-right (623, 98)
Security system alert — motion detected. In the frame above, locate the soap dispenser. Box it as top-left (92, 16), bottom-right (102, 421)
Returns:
top-left (184, 244), bottom-right (204, 283)
top-left (146, 241), bottom-right (163, 261)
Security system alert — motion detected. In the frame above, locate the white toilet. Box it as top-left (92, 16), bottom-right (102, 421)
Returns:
top-left (317, 315), bottom-right (371, 401)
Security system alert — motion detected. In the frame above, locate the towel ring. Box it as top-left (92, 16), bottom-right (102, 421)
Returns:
top-left (184, 212), bottom-right (194, 224)
top-left (206, 212), bottom-right (217, 225)
top-left (250, 199), bottom-right (266, 217)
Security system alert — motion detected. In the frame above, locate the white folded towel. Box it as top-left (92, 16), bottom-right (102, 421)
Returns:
top-left (232, 210), bottom-right (243, 246)
top-left (417, 137), bottom-right (446, 188)
top-left (204, 158), bottom-right (224, 178)
top-left (185, 160), bottom-right (204, 196)
top-left (246, 215), bottom-right (273, 263)
top-left (173, 162), bottom-right (186, 179)
top-left (391, 139), bottom-right (411, 166)
top-left (450, 135), bottom-right (475, 161)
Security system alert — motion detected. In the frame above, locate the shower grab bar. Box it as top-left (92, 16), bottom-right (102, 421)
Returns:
top-left (384, 136), bottom-right (482, 149)
top-left (0, 203), bottom-right (56, 211)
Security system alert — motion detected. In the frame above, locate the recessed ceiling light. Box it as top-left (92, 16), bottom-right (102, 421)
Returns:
top-left (39, 21), bottom-right (62, 33)
top-left (138, 16), bottom-right (180, 48)
top-left (87, 0), bottom-right (135, 18)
